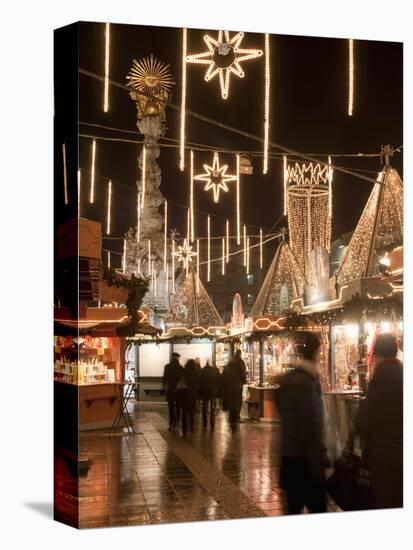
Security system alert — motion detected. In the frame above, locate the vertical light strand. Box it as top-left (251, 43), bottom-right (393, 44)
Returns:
top-left (236, 154), bottom-right (241, 245)
top-left (260, 228), bottom-right (263, 269)
top-left (243, 225), bottom-right (247, 266)
top-left (148, 239), bottom-right (151, 277)
top-left (137, 258), bottom-right (141, 275)
top-left (179, 28), bottom-right (187, 171)
top-left (186, 208), bottom-right (190, 243)
top-left (165, 263), bottom-right (169, 295)
top-left (185, 240), bottom-right (189, 277)
top-left (103, 23), bottom-right (110, 112)
top-left (172, 239), bottom-right (176, 292)
top-left (153, 261), bottom-right (157, 296)
top-left (348, 38), bottom-right (354, 117)
top-left (136, 192), bottom-right (141, 243)
top-left (141, 145), bottom-right (146, 208)
top-left (226, 220), bottom-right (230, 263)
top-left (207, 215), bottom-right (211, 282)
top-left (107, 250), bottom-right (111, 269)
top-left (163, 200), bottom-right (168, 272)
top-left (222, 238), bottom-right (225, 275)
top-left (196, 239), bottom-right (200, 293)
top-left (122, 239), bottom-right (126, 274)
top-left (190, 149), bottom-right (194, 241)
top-left (328, 156), bottom-right (333, 218)
top-left (263, 33), bottom-right (270, 174)
top-left (283, 155), bottom-right (288, 215)
top-left (77, 169), bottom-right (81, 217)
top-left (106, 180), bottom-right (112, 234)
top-left (62, 143), bottom-right (68, 205)
top-left (246, 237), bottom-right (250, 274)
top-left (90, 139), bottom-right (96, 203)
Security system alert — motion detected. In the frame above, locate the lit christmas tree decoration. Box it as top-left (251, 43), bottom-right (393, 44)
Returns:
top-left (62, 143), bottom-right (68, 205)
top-left (260, 228), bottom-right (263, 268)
top-left (141, 145), bottom-right (146, 208)
top-left (179, 28), bottom-right (187, 171)
top-left (263, 33), bottom-right (270, 174)
top-left (190, 150), bottom-right (194, 240)
top-left (103, 23), bottom-right (110, 113)
top-left (174, 239), bottom-right (197, 271)
top-left (236, 154), bottom-right (241, 244)
top-left (122, 239), bottom-right (127, 274)
top-left (226, 219), bottom-right (230, 263)
top-left (90, 139), bottom-right (96, 204)
top-left (194, 152), bottom-right (237, 203)
top-left (348, 39), bottom-right (355, 116)
top-left (163, 200), bottom-right (168, 272)
top-left (222, 238), bottom-right (225, 275)
top-left (207, 215), bottom-right (211, 282)
top-left (186, 31), bottom-right (263, 99)
top-left (106, 179), bottom-right (112, 234)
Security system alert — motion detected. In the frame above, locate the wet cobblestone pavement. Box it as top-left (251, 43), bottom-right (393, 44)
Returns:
top-left (62, 402), bottom-right (339, 528)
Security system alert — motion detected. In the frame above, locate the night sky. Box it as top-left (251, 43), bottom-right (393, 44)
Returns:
top-left (77, 21), bottom-right (402, 263)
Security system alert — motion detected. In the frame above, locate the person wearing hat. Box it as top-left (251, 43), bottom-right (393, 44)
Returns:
top-left (163, 352), bottom-right (184, 431)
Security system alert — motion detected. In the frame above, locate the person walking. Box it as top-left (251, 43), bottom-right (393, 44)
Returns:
top-left (175, 359), bottom-right (199, 436)
top-left (199, 358), bottom-right (221, 431)
top-left (354, 333), bottom-right (403, 509)
top-left (194, 357), bottom-right (202, 413)
top-left (163, 352), bottom-right (184, 431)
top-left (274, 331), bottom-right (327, 514)
top-left (221, 349), bottom-right (247, 434)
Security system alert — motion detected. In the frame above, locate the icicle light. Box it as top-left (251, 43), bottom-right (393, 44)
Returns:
top-left (260, 228), bottom-right (263, 268)
top-left (263, 33), bottom-right (270, 174)
top-left (190, 149), bottom-right (194, 240)
top-left (172, 238), bottom-right (176, 292)
top-left (107, 250), bottom-right (111, 269)
top-left (246, 237), bottom-right (250, 274)
top-left (283, 155), bottom-right (288, 215)
top-left (62, 143), bottom-right (68, 205)
top-left (103, 23), bottom-right (110, 112)
top-left (148, 239), bottom-right (151, 277)
top-left (236, 154), bottom-right (241, 245)
top-left (328, 156), bottom-right (333, 218)
top-left (137, 192), bottom-right (141, 243)
top-left (179, 28), bottom-right (187, 171)
top-left (90, 139), bottom-right (96, 204)
top-left (186, 208), bottom-right (190, 243)
top-left (165, 263), bottom-right (169, 294)
top-left (141, 145), bottom-right (147, 208)
top-left (77, 169), bottom-right (81, 216)
top-left (222, 238), bottom-right (225, 275)
top-left (122, 239), bottom-right (126, 274)
top-left (106, 179), bottom-right (112, 234)
top-left (226, 220), bottom-right (230, 263)
top-left (348, 39), bottom-right (354, 117)
top-left (196, 239), bottom-right (200, 293)
top-left (137, 258), bottom-right (141, 275)
top-left (207, 215), bottom-right (211, 282)
top-left (153, 262), bottom-right (157, 296)
top-left (243, 225), bottom-right (247, 266)
top-left (164, 200), bottom-right (168, 272)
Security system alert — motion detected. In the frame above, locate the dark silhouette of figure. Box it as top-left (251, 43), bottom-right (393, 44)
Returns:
top-left (194, 357), bottom-right (202, 413)
top-left (355, 333), bottom-right (403, 509)
top-left (199, 359), bottom-right (221, 430)
top-left (274, 332), bottom-right (327, 514)
top-left (175, 359), bottom-right (199, 436)
top-left (163, 352), bottom-right (184, 431)
top-left (222, 350), bottom-right (247, 433)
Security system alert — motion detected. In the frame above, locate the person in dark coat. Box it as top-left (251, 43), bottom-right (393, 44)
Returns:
top-left (274, 332), bottom-right (327, 515)
top-left (355, 333), bottom-right (403, 509)
top-left (199, 359), bottom-right (221, 430)
top-left (163, 352), bottom-right (184, 431)
top-left (221, 350), bottom-right (247, 433)
top-left (175, 359), bottom-right (199, 436)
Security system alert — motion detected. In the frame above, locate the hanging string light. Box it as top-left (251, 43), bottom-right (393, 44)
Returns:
top-left (246, 237), bottom-right (250, 274)
top-left (283, 155), bottom-right (288, 215)
top-left (196, 239), bottom-right (200, 293)
top-left (236, 154), bottom-right (241, 244)
top-left (243, 224), bottom-right (247, 266)
top-left (172, 238), bottom-right (176, 292)
top-left (207, 215), bottom-right (211, 282)
top-left (186, 208), bottom-right (190, 243)
top-left (190, 150), bottom-right (194, 241)
top-left (141, 145), bottom-right (146, 208)
top-left (77, 169), bottom-right (81, 216)
top-left (103, 23), bottom-right (110, 112)
top-left (222, 238), bottom-right (225, 275)
top-left (107, 250), bottom-right (111, 269)
top-left (260, 228), bottom-right (263, 268)
top-left (122, 239), bottom-right (127, 274)
top-left (153, 261), bottom-right (157, 296)
top-left (328, 156), bottom-right (333, 218)
top-left (179, 28), bottom-right (187, 171)
top-left (263, 33), bottom-right (270, 174)
top-left (165, 263), bottom-right (169, 294)
top-left (62, 143), bottom-right (68, 205)
top-left (137, 192), bottom-right (141, 243)
top-left (90, 139), bottom-right (96, 203)
top-left (226, 219), bottom-right (230, 263)
top-left (163, 200), bottom-right (168, 272)
top-left (348, 39), bottom-right (355, 116)
top-left (106, 179), bottom-right (112, 234)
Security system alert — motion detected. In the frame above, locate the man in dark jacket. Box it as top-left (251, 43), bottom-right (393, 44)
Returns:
top-left (355, 333), bottom-right (403, 509)
top-left (199, 359), bottom-right (221, 430)
top-left (163, 352), bottom-right (184, 431)
top-left (274, 332), bottom-right (327, 514)
top-left (222, 350), bottom-right (247, 433)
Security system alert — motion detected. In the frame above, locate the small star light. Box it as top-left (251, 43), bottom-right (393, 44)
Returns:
top-left (174, 239), bottom-right (197, 270)
top-left (186, 31), bottom-right (263, 99)
top-left (194, 152), bottom-right (237, 203)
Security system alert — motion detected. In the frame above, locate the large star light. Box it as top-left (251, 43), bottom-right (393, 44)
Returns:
top-left (186, 31), bottom-right (263, 99)
top-left (194, 152), bottom-right (237, 203)
top-left (174, 239), bottom-right (197, 269)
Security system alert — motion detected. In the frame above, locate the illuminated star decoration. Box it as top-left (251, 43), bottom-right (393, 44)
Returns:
top-left (174, 239), bottom-right (197, 270)
top-left (194, 152), bottom-right (237, 203)
top-left (186, 31), bottom-right (263, 99)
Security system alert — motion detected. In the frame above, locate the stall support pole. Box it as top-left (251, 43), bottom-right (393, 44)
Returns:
top-left (259, 336), bottom-right (265, 418)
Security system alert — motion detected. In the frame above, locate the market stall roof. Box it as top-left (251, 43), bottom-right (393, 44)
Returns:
top-left (337, 167), bottom-right (403, 285)
top-left (250, 240), bottom-right (306, 316)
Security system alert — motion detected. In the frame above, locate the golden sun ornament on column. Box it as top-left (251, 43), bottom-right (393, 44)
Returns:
top-left (186, 31), bottom-right (263, 99)
top-left (194, 152), bottom-right (237, 203)
top-left (174, 239), bottom-right (197, 270)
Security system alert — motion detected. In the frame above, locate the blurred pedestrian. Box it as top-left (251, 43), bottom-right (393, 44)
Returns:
top-left (194, 357), bottom-right (202, 412)
top-left (222, 349), bottom-right (247, 433)
top-left (163, 352), bottom-right (184, 431)
top-left (274, 332), bottom-right (327, 514)
top-left (199, 358), bottom-right (221, 430)
top-left (355, 333), bottom-right (403, 509)
top-left (175, 359), bottom-right (199, 436)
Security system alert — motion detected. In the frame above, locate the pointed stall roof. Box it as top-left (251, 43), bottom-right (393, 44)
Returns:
top-left (337, 167), bottom-right (403, 285)
top-left (251, 240), bottom-right (307, 316)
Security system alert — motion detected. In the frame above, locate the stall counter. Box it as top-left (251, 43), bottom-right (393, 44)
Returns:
top-left (246, 384), bottom-right (280, 421)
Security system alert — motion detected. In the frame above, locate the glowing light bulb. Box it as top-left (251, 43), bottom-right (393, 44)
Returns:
top-left (106, 179), bottom-right (112, 234)
top-left (103, 23), bottom-right (110, 113)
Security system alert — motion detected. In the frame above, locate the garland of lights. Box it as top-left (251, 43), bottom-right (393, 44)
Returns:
top-left (194, 151), bottom-right (237, 203)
